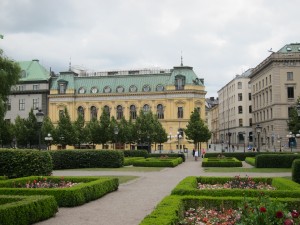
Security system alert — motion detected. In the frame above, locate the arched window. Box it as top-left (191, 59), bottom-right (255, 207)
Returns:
top-left (157, 104), bottom-right (164, 119)
top-left (116, 105), bottom-right (123, 120)
top-left (104, 105), bottom-right (110, 117)
top-left (90, 106), bottom-right (97, 119)
top-left (77, 106), bottom-right (84, 118)
top-left (175, 75), bottom-right (185, 90)
top-left (143, 104), bottom-right (150, 113)
top-left (130, 105), bottom-right (137, 119)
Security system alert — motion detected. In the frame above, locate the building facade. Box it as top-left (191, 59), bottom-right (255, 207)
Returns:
top-left (249, 43), bottom-right (300, 151)
top-left (218, 69), bottom-right (253, 151)
top-left (5, 59), bottom-right (51, 122)
top-left (48, 64), bottom-right (207, 150)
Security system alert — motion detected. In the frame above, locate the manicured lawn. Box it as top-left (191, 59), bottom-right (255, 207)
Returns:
top-left (59, 166), bottom-right (164, 172)
top-left (203, 167), bottom-right (292, 173)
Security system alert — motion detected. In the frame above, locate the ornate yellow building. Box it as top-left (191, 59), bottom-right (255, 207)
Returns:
top-left (48, 63), bottom-right (206, 150)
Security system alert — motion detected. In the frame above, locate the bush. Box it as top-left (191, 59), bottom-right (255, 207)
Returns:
top-left (292, 159), bottom-right (300, 184)
top-left (148, 153), bottom-right (186, 162)
top-left (205, 152), bottom-right (290, 161)
top-left (50, 150), bottom-right (124, 169)
top-left (123, 150), bottom-right (148, 158)
top-left (202, 157), bottom-right (242, 167)
top-left (255, 154), bottom-right (300, 168)
top-left (0, 195), bottom-right (58, 225)
top-left (124, 157), bottom-right (145, 166)
top-left (0, 149), bottom-right (53, 178)
top-left (0, 176), bottom-right (119, 207)
top-left (245, 157), bottom-right (255, 166)
top-left (132, 157), bottom-right (183, 167)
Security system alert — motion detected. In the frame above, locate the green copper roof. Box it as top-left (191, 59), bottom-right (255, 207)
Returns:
top-left (278, 43), bottom-right (300, 53)
top-left (18, 59), bottom-right (50, 82)
top-left (50, 65), bottom-right (204, 94)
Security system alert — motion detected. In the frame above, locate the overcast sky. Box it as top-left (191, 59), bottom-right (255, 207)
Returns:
top-left (1, 0), bottom-right (299, 97)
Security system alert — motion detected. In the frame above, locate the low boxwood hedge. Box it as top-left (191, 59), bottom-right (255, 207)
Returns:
top-left (202, 157), bottom-right (242, 167)
top-left (0, 195), bottom-right (58, 225)
top-left (124, 157), bottom-right (145, 166)
top-left (256, 154), bottom-right (300, 168)
top-left (292, 159), bottom-right (300, 184)
top-left (205, 152), bottom-right (290, 161)
top-left (0, 149), bottom-right (53, 178)
top-left (50, 150), bottom-right (124, 169)
top-left (148, 153), bottom-right (186, 162)
top-left (245, 157), bottom-right (255, 166)
top-left (132, 157), bottom-right (183, 167)
top-left (139, 195), bottom-right (300, 225)
top-left (0, 176), bottom-right (119, 207)
top-left (171, 176), bottom-right (300, 198)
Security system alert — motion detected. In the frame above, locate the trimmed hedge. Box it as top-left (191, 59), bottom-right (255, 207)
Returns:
top-left (245, 157), bottom-right (255, 166)
top-left (256, 154), bottom-right (300, 168)
top-left (0, 149), bottom-right (53, 178)
top-left (124, 157), bottom-right (145, 166)
top-left (123, 150), bottom-right (148, 158)
top-left (50, 150), bottom-right (124, 169)
top-left (0, 195), bottom-right (58, 225)
top-left (171, 176), bottom-right (300, 198)
top-left (205, 152), bottom-right (291, 161)
top-left (0, 176), bottom-right (119, 207)
top-left (132, 157), bottom-right (183, 167)
top-left (148, 153), bottom-right (186, 162)
top-left (139, 195), bottom-right (300, 225)
top-left (202, 157), bottom-right (242, 167)
top-left (292, 159), bottom-right (300, 183)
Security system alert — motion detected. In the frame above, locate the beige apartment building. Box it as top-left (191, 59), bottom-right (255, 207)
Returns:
top-left (250, 43), bottom-right (300, 151)
top-left (218, 69), bottom-right (253, 151)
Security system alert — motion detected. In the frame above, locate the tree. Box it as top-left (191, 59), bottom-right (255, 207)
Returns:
top-left (25, 109), bottom-right (40, 148)
top-left (85, 117), bottom-right (100, 148)
top-left (99, 108), bottom-right (111, 148)
top-left (185, 108), bottom-right (211, 151)
top-left (73, 114), bottom-right (88, 149)
top-left (152, 116), bottom-right (168, 151)
top-left (288, 97), bottom-right (300, 134)
top-left (54, 108), bottom-right (76, 148)
top-left (0, 120), bottom-right (14, 147)
top-left (0, 49), bottom-right (21, 121)
top-left (13, 115), bottom-right (28, 148)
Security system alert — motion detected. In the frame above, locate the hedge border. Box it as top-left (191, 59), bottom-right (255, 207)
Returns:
top-left (202, 157), bottom-right (242, 167)
top-left (171, 176), bottom-right (300, 198)
top-left (132, 157), bottom-right (183, 167)
top-left (292, 159), bottom-right (300, 183)
top-left (245, 157), bottom-right (255, 166)
top-left (0, 176), bottom-right (118, 207)
top-left (148, 153), bottom-right (186, 162)
top-left (0, 195), bottom-right (58, 225)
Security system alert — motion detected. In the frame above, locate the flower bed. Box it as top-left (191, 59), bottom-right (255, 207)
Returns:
top-left (0, 176), bottom-right (119, 207)
top-left (202, 157), bottom-right (242, 167)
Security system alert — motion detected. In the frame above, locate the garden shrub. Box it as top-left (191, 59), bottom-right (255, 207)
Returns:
top-left (132, 157), bottom-right (182, 167)
top-left (0, 195), bottom-right (58, 225)
top-left (123, 150), bottom-right (148, 158)
top-left (205, 152), bottom-right (289, 161)
top-left (245, 157), bottom-right (255, 166)
top-left (292, 159), bottom-right (300, 184)
top-left (255, 154), bottom-right (300, 168)
top-left (50, 150), bottom-right (124, 169)
top-left (202, 157), bottom-right (242, 167)
top-left (124, 157), bottom-right (145, 166)
top-left (148, 153), bottom-right (186, 162)
top-left (0, 149), bottom-right (53, 178)
top-left (0, 176), bottom-right (119, 207)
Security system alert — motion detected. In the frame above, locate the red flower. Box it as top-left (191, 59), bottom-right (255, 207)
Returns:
top-left (292, 210), bottom-right (299, 218)
top-left (284, 219), bottom-right (293, 225)
top-left (43, 177), bottom-right (47, 181)
top-left (260, 207), bottom-right (267, 213)
top-left (33, 180), bottom-right (37, 183)
top-left (276, 211), bottom-right (284, 218)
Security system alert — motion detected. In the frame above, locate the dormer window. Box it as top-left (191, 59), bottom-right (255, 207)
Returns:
top-left (57, 80), bottom-right (68, 94)
top-left (175, 75), bottom-right (185, 90)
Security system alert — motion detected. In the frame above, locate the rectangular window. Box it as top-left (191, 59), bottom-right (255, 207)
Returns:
top-left (33, 84), bottom-right (39, 90)
top-left (287, 87), bottom-right (294, 99)
top-left (19, 99), bottom-right (25, 111)
top-left (249, 105), bottom-right (252, 113)
top-left (19, 85), bottom-right (25, 91)
top-left (287, 72), bottom-right (293, 80)
top-left (6, 99), bottom-right (11, 111)
top-left (238, 93), bottom-right (242, 101)
top-left (33, 99), bottom-right (39, 110)
top-left (239, 119), bottom-right (243, 127)
top-left (59, 84), bottom-right (66, 94)
top-left (248, 93), bottom-right (251, 100)
top-left (177, 107), bottom-right (183, 118)
top-left (249, 118), bottom-right (252, 126)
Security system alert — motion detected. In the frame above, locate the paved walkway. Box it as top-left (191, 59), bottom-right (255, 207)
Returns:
top-left (35, 157), bottom-right (291, 225)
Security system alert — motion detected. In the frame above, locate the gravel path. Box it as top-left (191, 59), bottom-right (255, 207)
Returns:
top-left (35, 157), bottom-right (291, 225)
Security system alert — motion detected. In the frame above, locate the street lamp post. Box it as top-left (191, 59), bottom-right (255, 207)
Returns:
top-left (177, 131), bottom-right (182, 153)
top-left (114, 125), bottom-right (119, 150)
top-left (35, 109), bottom-right (44, 150)
top-left (228, 132), bottom-right (232, 152)
top-left (256, 124), bottom-right (262, 152)
top-left (242, 132), bottom-right (246, 153)
top-left (287, 131), bottom-right (300, 152)
top-left (44, 133), bottom-right (53, 150)
top-left (169, 132), bottom-right (172, 153)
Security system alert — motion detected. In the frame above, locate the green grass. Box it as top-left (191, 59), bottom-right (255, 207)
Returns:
top-left (58, 166), bottom-right (164, 172)
top-left (203, 167), bottom-right (292, 173)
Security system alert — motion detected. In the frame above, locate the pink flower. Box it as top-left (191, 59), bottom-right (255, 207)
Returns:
top-left (292, 210), bottom-right (299, 218)
top-left (259, 207), bottom-right (266, 213)
top-left (284, 219), bottom-right (293, 225)
top-left (276, 211), bottom-right (284, 218)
